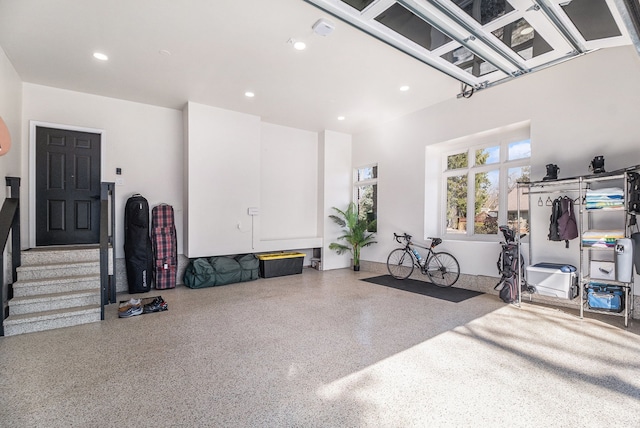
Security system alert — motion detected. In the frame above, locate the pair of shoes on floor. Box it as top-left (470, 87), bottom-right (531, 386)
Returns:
top-left (143, 296), bottom-right (168, 314)
top-left (119, 298), bottom-right (143, 318)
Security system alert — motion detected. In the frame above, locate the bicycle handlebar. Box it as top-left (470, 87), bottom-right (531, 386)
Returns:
top-left (394, 233), bottom-right (438, 248)
top-left (393, 232), bottom-right (411, 244)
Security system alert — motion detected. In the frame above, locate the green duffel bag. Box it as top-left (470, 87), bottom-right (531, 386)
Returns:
top-left (183, 258), bottom-right (216, 289)
top-left (238, 268), bottom-right (258, 282)
top-left (235, 254), bottom-right (259, 282)
top-left (235, 253), bottom-right (259, 269)
top-left (210, 256), bottom-right (242, 286)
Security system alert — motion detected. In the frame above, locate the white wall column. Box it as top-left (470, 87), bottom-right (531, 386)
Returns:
top-left (319, 130), bottom-right (352, 270)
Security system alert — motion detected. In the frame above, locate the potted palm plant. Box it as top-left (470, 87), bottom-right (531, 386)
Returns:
top-left (329, 202), bottom-right (377, 271)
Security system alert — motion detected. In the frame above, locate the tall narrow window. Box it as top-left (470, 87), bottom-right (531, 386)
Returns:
top-left (446, 173), bottom-right (468, 233)
top-left (507, 165), bottom-right (531, 233)
top-left (355, 164), bottom-right (378, 232)
top-left (474, 169), bottom-right (499, 235)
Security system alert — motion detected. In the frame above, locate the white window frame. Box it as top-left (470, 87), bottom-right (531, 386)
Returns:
top-left (440, 126), bottom-right (530, 240)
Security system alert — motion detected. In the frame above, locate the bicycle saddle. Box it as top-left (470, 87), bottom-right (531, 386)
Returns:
top-left (429, 237), bottom-right (442, 247)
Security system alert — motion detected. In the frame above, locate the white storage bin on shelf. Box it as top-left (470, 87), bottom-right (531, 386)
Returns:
top-left (590, 261), bottom-right (615, 281)
top-left (525, 263), bottom-right (578, 299)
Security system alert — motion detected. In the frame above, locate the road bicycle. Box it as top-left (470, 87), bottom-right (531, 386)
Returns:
top-left (386, 233), bottom-right (460, 287)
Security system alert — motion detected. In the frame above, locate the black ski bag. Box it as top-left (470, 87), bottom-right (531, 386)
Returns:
top-left (124, 194), bottom-right (153, 293)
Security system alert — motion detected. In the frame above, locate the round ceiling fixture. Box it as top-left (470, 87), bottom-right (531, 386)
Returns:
top-left (93, 52), bottom-right (109, 61)
top-left (312, 18), bottom-right (335, 36)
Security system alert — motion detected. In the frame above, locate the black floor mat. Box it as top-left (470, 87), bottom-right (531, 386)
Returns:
top-left (362, 275), bottom-right (482, 303)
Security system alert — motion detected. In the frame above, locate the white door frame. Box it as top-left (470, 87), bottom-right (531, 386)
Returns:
top-left (29, 120), bottom-right (106, 248)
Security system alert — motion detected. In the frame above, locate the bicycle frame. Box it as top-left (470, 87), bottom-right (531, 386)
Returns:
top-left (393, 233), bottom-right (438, 271)
top-left (401, 241), bottom-right (433, 271)
top-left (388, 232), bottom-right (460, 287)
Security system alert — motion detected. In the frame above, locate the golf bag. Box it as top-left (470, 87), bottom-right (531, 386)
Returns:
top-left (124, 194), bottom-right (153, 293)
top-left (495, 225), bottom-right (527, 303)
top-left (151, 204), bottom-right (177, 289)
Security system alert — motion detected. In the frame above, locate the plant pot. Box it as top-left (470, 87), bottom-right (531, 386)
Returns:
top-left (353, 265), bottom-right (360, 272)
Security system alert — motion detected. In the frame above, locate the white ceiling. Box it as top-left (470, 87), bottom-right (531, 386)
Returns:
top-left (0, 0), bottom-right (465, 134)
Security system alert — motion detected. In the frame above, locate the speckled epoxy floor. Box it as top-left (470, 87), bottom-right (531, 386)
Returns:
top-left (1, 268), bottom-right (640, 427)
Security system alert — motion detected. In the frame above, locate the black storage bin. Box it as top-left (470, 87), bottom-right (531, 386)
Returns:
top-left (257, 252), bottom-right (305, 278)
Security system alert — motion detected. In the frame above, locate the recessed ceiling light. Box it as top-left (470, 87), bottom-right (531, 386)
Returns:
top-left (93, 52), bottom-right (108, 61)
top-left (293, 41), bottom-right (307, 50)
top-left (245, 91), bottom-right (255, 98)
top-left (337, 116), bottom-right (345, 121)
top-left (520, 27), bottom-right (534, 36)
top-left (400, 85), bottom-right (410, 91)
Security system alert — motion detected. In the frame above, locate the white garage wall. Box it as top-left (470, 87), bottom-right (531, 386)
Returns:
top-left (21, 83), bottom-right (184, 258)
top-left (183, 102), bottom-right (261, 257)
top-left (260, 122), bottom-right (318, 241)
top-left (352, 46), bottom-right (640, 281)
top-left (184, 103), bottom-right (325, 257)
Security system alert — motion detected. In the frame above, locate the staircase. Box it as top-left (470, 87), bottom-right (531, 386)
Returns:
top-left (3, 247), bottom-right (102, 336)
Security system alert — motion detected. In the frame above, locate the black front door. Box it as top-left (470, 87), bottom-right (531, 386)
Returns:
top-left (35, 126), bottom-right (101, 246)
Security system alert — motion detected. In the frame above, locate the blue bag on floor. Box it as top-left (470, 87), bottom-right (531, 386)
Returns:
top-left (586, 283), bottom-right (624, 312)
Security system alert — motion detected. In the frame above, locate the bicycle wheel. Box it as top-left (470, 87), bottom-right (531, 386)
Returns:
top-left (425, 252), bottom-right (460, 287)
top-left (387, 249), bottom-right (414, 280)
